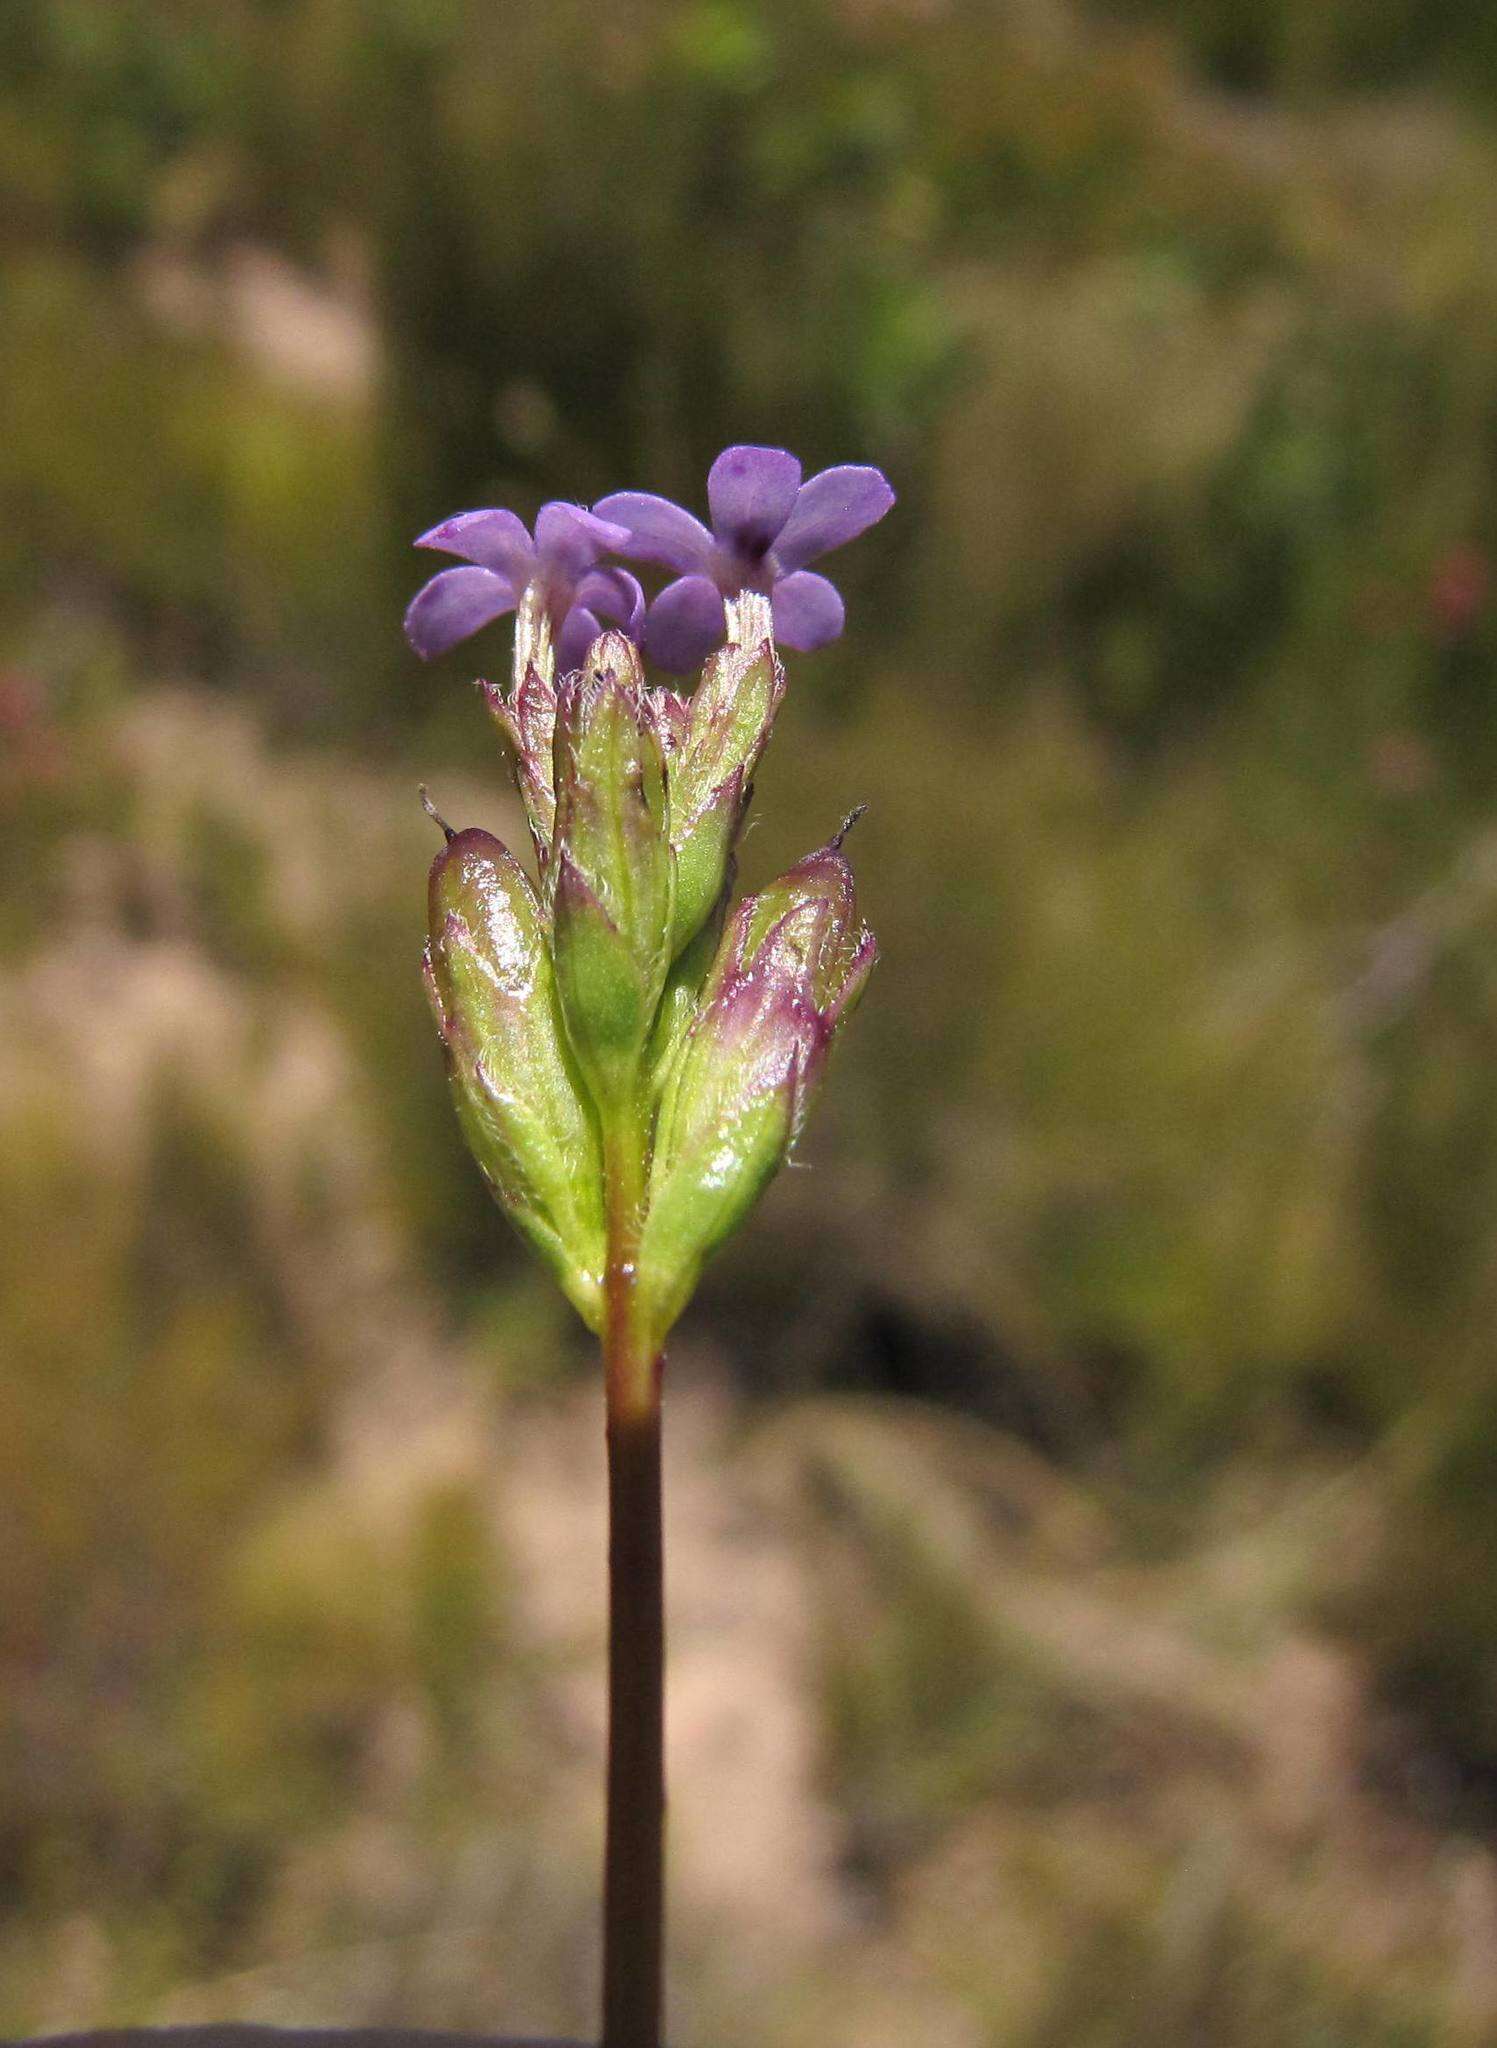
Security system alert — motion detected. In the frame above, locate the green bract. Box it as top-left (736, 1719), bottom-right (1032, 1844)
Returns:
top-left (637, 843), bottom-right (876, 1336)
top-left (550, 634), bottom-right (675, 1113)
top-left (424, 825), bottom-right (607, 1328)
top-left (664, 640), bottom-right (784, 956)
top-left (483, 663), bottom-right (558, 869)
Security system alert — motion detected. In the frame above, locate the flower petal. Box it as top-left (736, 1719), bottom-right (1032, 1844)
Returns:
top-left (535, 501), bottom-right (630, 581)
top-left (771, 570), bottom-right (845, 651)
top-left (416, 508), bottom-right (534, 583)
top-left (644, 574), bottom-right (726, 674)
top-left (707, 445), bottom-right (803, 554)
top-left (576, 567), bottom-right (646, 641)
top-left (404, 565), bottom-right (516, 661)
top-left (774, 465), bottom-right (895, 571)
top-left (593, 491), bottom-right (714, 573)
top-left (557, 606), bottom-right (603, 674)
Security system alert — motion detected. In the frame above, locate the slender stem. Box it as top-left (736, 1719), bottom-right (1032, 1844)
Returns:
top-left (601, 1120), bottom-right (665, 2048)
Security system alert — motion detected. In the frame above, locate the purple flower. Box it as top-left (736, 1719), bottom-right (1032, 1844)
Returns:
top-left (596, 446), bottom-right (895, 674)
top-left (404, 502), bottom-right (644, 672)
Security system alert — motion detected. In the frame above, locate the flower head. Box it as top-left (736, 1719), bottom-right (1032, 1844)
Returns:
top-left (410, 457), bottom-right (884, 1348)
top-left (404, 501), bottom-right (644, 673)
top-left (596, 446), bottom-right (895, 673)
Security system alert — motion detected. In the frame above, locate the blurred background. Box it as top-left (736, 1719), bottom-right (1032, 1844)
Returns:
top-left (6, 1), bottom-right (1497, 2041)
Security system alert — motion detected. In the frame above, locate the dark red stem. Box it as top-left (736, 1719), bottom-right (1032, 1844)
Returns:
top-left (601, 1132), bottom-right (664, 2048)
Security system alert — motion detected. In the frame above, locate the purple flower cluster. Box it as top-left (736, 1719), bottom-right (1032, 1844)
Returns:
top-left (404, 445), bottom-right (894, 676)
top-left (404, 502), bottom-right (643, 673)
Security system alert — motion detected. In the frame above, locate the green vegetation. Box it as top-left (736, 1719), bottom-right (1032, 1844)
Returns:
top-left (5, 0), bottom-right (1497, 2039)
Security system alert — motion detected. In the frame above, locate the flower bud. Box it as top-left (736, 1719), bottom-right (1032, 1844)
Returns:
top-left (425, 825), bottom-right (606, 1327)
top-left (550, 632), bottom-right (675, 1112)
top-left (637, 838), bottom-right (875, 1336)
top-left (665, 640), bottom-right (785, 959)
top-left (482, 662), bottom-right (557, 870)
top-left (724, 835), bottom-right (876, 1019)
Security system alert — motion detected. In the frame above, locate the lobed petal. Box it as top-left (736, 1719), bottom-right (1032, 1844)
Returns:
top-left (535, 500), bottom-right (631, 581)
top-left (707, 445), bottom-right (802, 555)
top-left (416, 508), bottom-right (534, 583)
top-left (593, 490), bottom-right (714, 573)
top-left (644, 573), bottom-right (726, 674)
top-left (771, 570), bottom-right (845, 651)
top-left (774, 464), bottom-right (895, 570)
top-left (576, 566), bottom-right (646, 641)
top-left (556, 606), bottom-right (603, 674)
top-left (404, 565), bottom-right (517, 660)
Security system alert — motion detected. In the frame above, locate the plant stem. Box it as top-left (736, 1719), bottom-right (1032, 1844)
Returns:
top-left (601, 1120), bottom-right (664, 2048)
